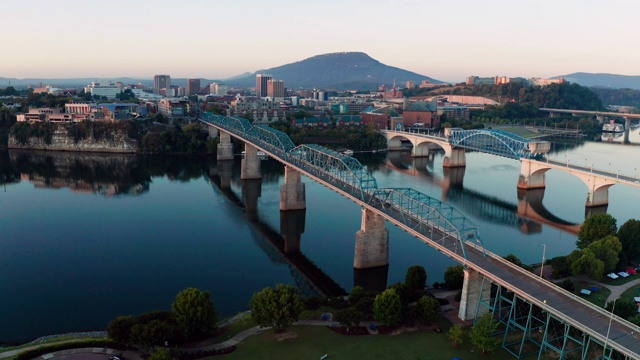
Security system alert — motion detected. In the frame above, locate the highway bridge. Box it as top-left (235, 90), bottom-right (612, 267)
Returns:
top-left (199, 113), bottom-right (640, 360)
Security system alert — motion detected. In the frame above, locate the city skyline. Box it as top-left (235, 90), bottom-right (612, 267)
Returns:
top-left (2, 0), bottom-right (639, 83)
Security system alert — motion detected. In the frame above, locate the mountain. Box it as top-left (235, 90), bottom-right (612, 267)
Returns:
top-left (553, 72), bottom-right (640, 90)
top-left (225, 52), bottom-right (443, 91)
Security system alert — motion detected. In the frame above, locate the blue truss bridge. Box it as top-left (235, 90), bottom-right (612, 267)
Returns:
top-left (199, 112), bottom-right (640, 360)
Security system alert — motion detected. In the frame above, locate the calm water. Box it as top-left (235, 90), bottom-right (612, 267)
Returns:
top-left (1, 133), bottom-right (640, 342)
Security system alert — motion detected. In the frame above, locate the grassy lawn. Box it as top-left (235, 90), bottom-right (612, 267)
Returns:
top-left (620, 285), bottom-right (640, 303)
top-left (599, 274), bottom-right (640, 287)
top-left (488, 126), bottom-right (539, 138)
top-left (572, 280), bottom-right (611, 308)
top-left (203, 320), bottom-right (514, 360)
top-left (182, 312), bottom-right (258, 348)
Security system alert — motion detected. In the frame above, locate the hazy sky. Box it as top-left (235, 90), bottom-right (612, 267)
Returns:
top-left (2, 0), bottom-right (639, 83)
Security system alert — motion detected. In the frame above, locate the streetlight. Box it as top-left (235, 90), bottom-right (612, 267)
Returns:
top-left (539, 244), bottom-right (546, 278)
top-left (604, 298), bottom-right (617, 357)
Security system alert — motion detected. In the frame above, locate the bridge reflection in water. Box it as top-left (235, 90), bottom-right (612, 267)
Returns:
top-left (208, 160), bottom-right (350, 298)
top-left (383, 151), bottom-right (583, 235)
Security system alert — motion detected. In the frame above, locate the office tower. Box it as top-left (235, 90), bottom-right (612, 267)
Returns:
top-left (154, 75), bottom-right (171, 95)
top-left (267, 79), bottom-right (285, 98)
top-left (256, 74), bottom-right (272, 98)
top-left (187, 78), bottom-right (201, 96)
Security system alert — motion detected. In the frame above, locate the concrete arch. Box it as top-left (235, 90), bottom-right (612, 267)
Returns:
top-left (519, 159), bottom-right (617, 207)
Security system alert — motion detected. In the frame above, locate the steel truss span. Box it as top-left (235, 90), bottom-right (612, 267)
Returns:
top-left (198, 112), bottom-right (484, 260)
top-left (447, 128), bottom-right (550, 159)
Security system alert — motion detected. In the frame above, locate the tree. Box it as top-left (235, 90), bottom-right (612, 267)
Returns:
top-left (503, 254), bottom-right (531, 271)
top-left (577, 214), bottom-right (617, 249)
top-left (416, 295), bottom-right (440, 323)
top-left (250, 283), bottom-right (304, 332)
top-left (405, 265), bottom-right (427, 295)
top-left (617, 219), bottom-right (640, 265)
top-left (348, 286), bottom-right (367, 307)
top-left (570, 249), bottom-right (605, 280)
top-left (335, 307), bottom-right (362, 331)
top-left (107, 315), bottom-right (136, 344)
top-left (171, 288), bottom-right (218, 341)
top-left (606, 299), bottom-right (637, 320)
top-left (470, 313), bottom-right (499, 354)
top-left (373, 288), bottom-right (403, 326)
top-left (448, 324), bottom-right (465, 347)
top-left (586, 235), bottom-right (622, 274)
top-left (444, 265), bottom-right (464, 290)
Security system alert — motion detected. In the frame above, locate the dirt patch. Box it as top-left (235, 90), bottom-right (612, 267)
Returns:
top-left (274, 331), bottom-right (299, 341)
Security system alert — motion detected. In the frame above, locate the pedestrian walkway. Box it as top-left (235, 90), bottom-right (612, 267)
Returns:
top-left (586, 277), bottom-right (640, 303)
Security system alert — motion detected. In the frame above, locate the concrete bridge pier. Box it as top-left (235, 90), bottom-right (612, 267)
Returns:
top-left (208, 126), bottom-right (219, 139)
top-left (386, 136), bottom-right (404, 151)
top-left (443, 148), bottom-right (466, 168)
top-left (412, 143), bottom-right (430, 157)
top-left (241, 143), bottom-right (262, 180)
top-left (354, 208), bottom-right (389, 269)
top-left (517, 159), bottom-right (548, 189)
top-left (624, 117), bottom-right (631, 144)
top-left (217, 132), bottom-right (234, 161)
top-left (441, 167), bottom-right (465, 201)
top-left (596, 114), bottom-right (604, 123)
top-left (242, 179), bottom-right (262, 220)
top-left (458, 268), bottom-right (491, 321)
top-left (280, 166), bottom-right (306, 211)
top-left (586, 181), bottom-right (614, 207)
top-left (280, 209), bottom-right (306, 253)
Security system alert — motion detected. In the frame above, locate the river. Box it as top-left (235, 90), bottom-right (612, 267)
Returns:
top-left (1, 132), bottom-right (639, 343)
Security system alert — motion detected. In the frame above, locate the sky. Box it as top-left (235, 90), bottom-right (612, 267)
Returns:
top-left (2, 0), bottom-right (640, 83)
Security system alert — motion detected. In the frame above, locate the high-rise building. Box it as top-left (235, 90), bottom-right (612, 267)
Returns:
top-left (267, 79), bottom-right (285, 98)
top-left (256, 74), bottom-right (272, 98)
top-left (187, 78), bottom-right (201, 96)
top-left (209, 83), bottom-right (228, 96)
top-left (84, 81), bottom-right (121, 100)
top-left (154, 75), bottom-right (171, 95)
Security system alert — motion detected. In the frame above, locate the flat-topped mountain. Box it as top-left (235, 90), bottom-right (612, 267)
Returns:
top-left (226, 52), bottom-right (443, 91)
top-left (554, 72), bottom-right (640, 90)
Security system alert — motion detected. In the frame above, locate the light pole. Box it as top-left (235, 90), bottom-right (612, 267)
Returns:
top-left (539, 244), bottom-right (546, 278)
top-left (604, 298), bottom-right (617, 357)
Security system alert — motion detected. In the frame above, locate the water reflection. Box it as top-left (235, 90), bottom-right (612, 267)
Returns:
top-left (373, 151), bottom-right (582, 235)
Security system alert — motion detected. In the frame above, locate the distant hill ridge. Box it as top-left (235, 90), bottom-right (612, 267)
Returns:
top-left (225, 52), bottom-right (443, 91)
top-left (554, 72), bottom-right (640, 90)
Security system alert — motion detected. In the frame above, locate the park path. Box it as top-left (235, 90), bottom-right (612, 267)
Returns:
top-left (586, 277), bottom-right (640, 303)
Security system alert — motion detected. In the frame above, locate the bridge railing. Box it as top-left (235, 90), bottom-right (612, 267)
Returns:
top-left (543, 158), bottom-right (640, 183)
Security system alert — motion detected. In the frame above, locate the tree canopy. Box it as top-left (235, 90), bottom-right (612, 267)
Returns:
top-left (249, 283), bottom-right (304, 332)
top-left (373, 288), bottom-right (403, 326)
top-left (617, 219), bottom-right (640, 265)
top-left (171, 287), bottom-right (218, 341)
top-left (444, 265), bottom-right (465, 290)
top-left (470, 313), bottom-right (500, 354)
top-left (416, 295), bottom-right (440, 323)
top-left (405, 265), bottom-right (427, 295)
top-left (577, 213), bottom-right (617, 249)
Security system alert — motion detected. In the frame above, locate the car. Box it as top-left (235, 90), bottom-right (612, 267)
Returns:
top-left (109, 356), bottom-right (124, 360)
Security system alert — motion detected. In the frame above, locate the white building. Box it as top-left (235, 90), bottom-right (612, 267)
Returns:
top-left (209, 83), bottom-right (228, 96)
top-left (84, 81), bottom-right (121, 100)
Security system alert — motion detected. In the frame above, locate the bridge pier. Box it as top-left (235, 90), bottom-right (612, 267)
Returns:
top-left (208, 126), bottom-right (219, 139)
top-left (596, 114), bottom-right (604, 123)
top-left (217, 132), bottom-right (234, 161)
top-left (354, 208), bottom-right (389, 269)
top-left (411, 143), bottom-right (430, 157)
top-left (241, 143), bottom-right (262, 180)
top-left (586, 182), bottom-right (614, 207)
top-left (517, 159), bottom-right (547, 189)
top-left (624, 117), bottom-right (631, 144)
top-left (280, 166), bottom-right (306, 211)
top-left (458, 268), bottom-right (491, 321)
top-left (280, 209), bottom-right (305, 253)
top-left (443, 148), bottom-right (466, 168)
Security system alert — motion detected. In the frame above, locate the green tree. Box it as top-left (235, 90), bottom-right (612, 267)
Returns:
top-left (577, 213), bottom-right (617, 249)
top-left (448, 324), bottom-right (465, 347)
top-left (586, 235), bottom-right (622, 274)
top-left (570, 249), bottom-right (605, 280)
top-left (416, 295), bottom-right (440, 323)
top-left (444, 265), bottom-right (465, 290)
top-left (373, 288), bottom-right (403, 326)
top-left (348, 286), bottom-right (367, 307)
top-left (171, 288), bottom-right (218, 341)
top-left (503, 254), bottom-right (531, 271)
top-left (617, 219), bottom-right (640, 265)
top-left (470, 313), bottom-right (499, 354)
top-left (107, 315), bottom-right (136, 344)
top-left (606, 299), bottom-right (637, 320)
top-left (148, 348), bottom-right (178, 360)
top-left (335, 307), bottom-right (362, 331)
top-left (249, 283), bottom-right (304, 332)
top-left (405, 265), bottom-right (427, 295)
